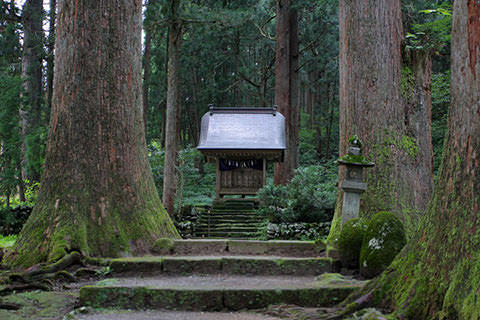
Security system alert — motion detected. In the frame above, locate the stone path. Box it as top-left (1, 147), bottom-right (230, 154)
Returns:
top-left (74, 310), bottom-right (283, 320)
top-left (76, 239), bottom-right (365, 317)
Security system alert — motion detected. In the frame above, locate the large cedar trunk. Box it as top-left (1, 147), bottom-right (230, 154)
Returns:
top-left (162, 2), bottom-right (183, 216)
top-left (273, 0), bottom-right (299, 185)
top-left (327, 0), bottom-right (433, 244)
top-left (366, 1), bottom-right (480, 318)
top-left (7, 0), bottom-right (179, 268)
top-left (20, 0), bottom-right (44, 182)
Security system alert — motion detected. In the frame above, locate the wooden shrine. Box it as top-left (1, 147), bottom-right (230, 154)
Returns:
top-left (197, 106), bottom-right (286, 198)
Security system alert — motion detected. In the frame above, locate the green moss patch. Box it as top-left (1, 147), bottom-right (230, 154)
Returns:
top-left (151, 238), bottom-right (174, 255)
top-left (360, 211), bottom-right (406, 279)
top-left (338, 218), bottom-right (368, 269)
top-left (0, 291), bottom-right (77, 320)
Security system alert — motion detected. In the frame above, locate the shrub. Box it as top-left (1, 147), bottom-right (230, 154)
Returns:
top-left (148, 143), bottom-right (216, 214)
top-left (257, 164), bottom-right (337, 223)
top-left (337, 218), bottom-right (368, 269)
top-left (0, 205), bottom-right (32, 235)
top-left (360, 211), bottom-right (406, 278)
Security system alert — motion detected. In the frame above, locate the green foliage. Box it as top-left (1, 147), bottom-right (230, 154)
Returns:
top-left (299, 113), bottom-right (318, 166)
top-left (431, 71), bottom-right (450, 174)
top-left (404, 2), bottom-right (451, 52)
top-left (0, 234), bottom-right (16, 248)
top-left (175, 146), bottom-right (216, 211)
top-left (359, 211), bottom-right (406, 279)
top-left (348, 134), bottom-right (362, 148)
top-left (338, 218), bottom-right (368, 269)
top-left (258, 164), bottom-right (337, 223)
top-left (0, 205), bottom-right (32, 235)
top-left (263, 221), bottom-right (331, 241)
top-left (148, 143), bottom-right (216, 212)
top-left (337, 154), bottom-right (372, 165)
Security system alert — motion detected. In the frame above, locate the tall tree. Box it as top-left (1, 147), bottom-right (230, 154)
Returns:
top-left (327, 0), bottom-right (433, 243)
top-left (20, 0), bottom-right (44, 182)
top-left (0, 0), bottom-right (23, 205)
top-left (45, 0), bottom-right (56, 123)
top-left (365, 1), bottom-right (480, 317)
top-left (162, 0), bottom-right (183, 216)
top-left (6, 0), bottom-right (179, 268)
top-left (274, 0), bottom-right (299, 185)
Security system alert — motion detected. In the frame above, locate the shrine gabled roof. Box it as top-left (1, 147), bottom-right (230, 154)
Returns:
top-left (197, 106), bottom-right (286, 154)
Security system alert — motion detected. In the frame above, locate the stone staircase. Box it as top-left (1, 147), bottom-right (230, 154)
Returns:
top-left (79, 239), bottom-right (365, 314)
top-left (194, 199), bottom-right (264, 239)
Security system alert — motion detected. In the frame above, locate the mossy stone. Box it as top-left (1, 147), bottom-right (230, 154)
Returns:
top-left (337, 218), bottom-right (368, 269)
top-left (360, 211), bottom-right (406, 279)
top-left (151, 238), bottom-right (174, 255)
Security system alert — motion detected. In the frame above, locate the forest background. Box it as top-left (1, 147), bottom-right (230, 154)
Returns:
top-left (0, 0), bottom-right (451, 237)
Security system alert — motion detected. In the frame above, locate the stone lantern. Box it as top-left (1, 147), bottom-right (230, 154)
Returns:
top-left (337, 136), bottom-right (374, 225)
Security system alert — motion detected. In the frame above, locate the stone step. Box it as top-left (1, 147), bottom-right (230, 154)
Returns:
top-left (195, 223), bottom-right (260, 229)
top-left (79, 274), bottom-right (365, 311)
top-left (197, 217), bottom-right (263, 223)
top-left (201, 220), bottom-right (261, 224)
top-left (154, 239), bottom-right (325, 257)
top-left (197, 220), bottom-right (263, 226)
top-left (197, 218), bottom-right (263, 224)
top-left (107, 256), bottom-right (335, 276)
top-left (72, 310), bottom-right (282, 320)
top-left (195, 224), bottom-right (259, 233)
top-left (200, 212), bottom-right (263, 218)
top-left (194, 231), bottom-right (259, 238)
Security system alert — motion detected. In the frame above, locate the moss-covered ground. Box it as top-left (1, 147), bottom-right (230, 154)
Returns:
top-left (0, 290), bottom-right (78, 319)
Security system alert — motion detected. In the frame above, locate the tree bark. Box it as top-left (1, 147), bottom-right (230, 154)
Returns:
top-left (274, 0), bottom-right (299, 185)
top-left (21, 0), bottom-right (44, 182)
top-left (162, 1), bottom-right (183, 216)
top-left (327, 0), bottom-right (433, 244)
top-left (6, 0), bottom-right (179, 268)
top-left (366, 1), bottom-right (480, 317)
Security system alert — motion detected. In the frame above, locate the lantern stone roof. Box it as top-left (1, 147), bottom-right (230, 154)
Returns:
top-left (197, 106), bottom-right (286, 161)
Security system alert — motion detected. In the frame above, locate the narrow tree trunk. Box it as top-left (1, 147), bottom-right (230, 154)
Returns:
top-left (21, 0), bottom-right (44, 182)
top-left (162, 7), bottom-right (183, 216)
top-left (6, 0), bottom-right (179, 268)
top-left (143, 19), bottom-right (152, 138)
top-left (324, 82), bottom-right (335, 160)
top-left (401, 50), bottom-right (434, 213)
top-left (274, 0), bottom-right (299, 185)
top-left (327, 0), bottom-right (433, 244)
top-left (367, 2), bottom-right (480, 317)
top-left (45, 0), bottom-right (56, 124)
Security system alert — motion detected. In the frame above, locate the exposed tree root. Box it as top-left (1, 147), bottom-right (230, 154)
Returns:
top-left (0, 251), bottom-right (108, 298)
top-left (0, 283), bottom-right (51, 296)
top-left (0, 301), bottom-right (22, 310)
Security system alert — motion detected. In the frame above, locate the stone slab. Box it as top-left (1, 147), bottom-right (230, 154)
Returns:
top-left (227, 240), bottom-right (325, 257)
top-left (73, 311), bottom-right (282, 320)
top-left (79, 275), bottom-right (364, 311)
top-left (173, 239), bottom-right (228, 255)
top-left (107, 256), bottom-right (333, 276)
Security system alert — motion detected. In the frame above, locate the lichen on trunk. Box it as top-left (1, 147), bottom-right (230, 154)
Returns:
top-left (5, 0), bottom-right (179, 268)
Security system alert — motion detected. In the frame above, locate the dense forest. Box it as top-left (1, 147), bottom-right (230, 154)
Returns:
top-left (0, 0), bottom-right (451, 213)
top-left (2, 0), bottom-right (480, 319)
